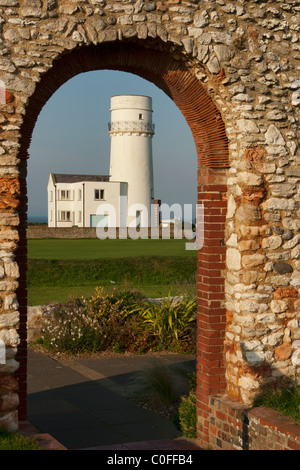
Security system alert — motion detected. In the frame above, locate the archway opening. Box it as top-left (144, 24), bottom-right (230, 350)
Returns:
top-left (15, 41), bottom-right (229, 444)
top-left (27, 68), bottom-right (197, 303)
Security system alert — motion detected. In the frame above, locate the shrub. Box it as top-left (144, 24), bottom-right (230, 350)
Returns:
top-left (40, 286), bottom-right (154, 354)
top-left (41, 298), bottom-right (106, 353)
top-left (131, 291), bottom-right (197, 349)
top-left (102, 311), bottom-right (157, 354)
top-left (177, 391), bottom-right (197, 438)
top-left (84, 286), bottom-right (154, 353)
top-left (84, 285), bottom-right (145, 319)
top-left (40, 285), bottom-right (196, 355)
top-left (108, 284), bottom-right (146, 310)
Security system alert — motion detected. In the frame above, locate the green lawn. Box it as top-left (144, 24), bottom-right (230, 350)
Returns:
top-left (27, 238), bottom-right (197, 259)
top-left (28, 238), bottom-right (197, 305)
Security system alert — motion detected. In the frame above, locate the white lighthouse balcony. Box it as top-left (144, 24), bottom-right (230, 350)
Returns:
top-left (108, 121), bottom-right (155, 134)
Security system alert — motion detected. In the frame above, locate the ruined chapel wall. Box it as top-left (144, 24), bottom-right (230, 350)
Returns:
top-left (0, 0), bottom-right (299, 431)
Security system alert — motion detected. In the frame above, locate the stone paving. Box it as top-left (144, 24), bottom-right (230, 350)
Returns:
top-left (25, 348), bottom-right (201, 451)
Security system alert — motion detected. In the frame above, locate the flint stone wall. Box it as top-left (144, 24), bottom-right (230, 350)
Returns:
top-left (26, 225), bottom-right (187, 238)
top-left (0, 0), bottom-right (299, 446)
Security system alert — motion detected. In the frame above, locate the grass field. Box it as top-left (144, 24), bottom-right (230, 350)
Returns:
top-left (27, 238), bottom-right (197, 259)
top-left (28, 238), bottom-right (197, 305)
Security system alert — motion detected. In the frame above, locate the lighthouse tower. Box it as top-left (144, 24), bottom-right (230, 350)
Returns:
top-left (108, 95), bottom-right (155, 227)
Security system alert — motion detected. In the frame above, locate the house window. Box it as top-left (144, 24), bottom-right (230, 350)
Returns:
top-left (49, 191), bottom-right (53, 202)
top-left (95, 189), bottom-right (105, 200)
top-left (78, 211), bottom-right (81, 223)
top-left (139, 113), bottom-right (143, 120)
top-left (60, 190), bottom-right (71, 200)
top-left (60, 211), bottom-right (71, 222)
top-left (78, 189), bottom-right (81, 201)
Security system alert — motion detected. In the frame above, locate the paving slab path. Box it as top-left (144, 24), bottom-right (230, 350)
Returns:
top-left (26, 348), bottom-right (202, 450)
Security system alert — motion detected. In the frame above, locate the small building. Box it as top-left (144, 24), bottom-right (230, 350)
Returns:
top-left (47, 173), bottom-right (127, 227)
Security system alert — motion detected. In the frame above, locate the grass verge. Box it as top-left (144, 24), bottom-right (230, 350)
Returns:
top-left (0, 431), bottom-right (42, 450)
top-left (27, 256), bottom-right (196, 305)
top-left (28, 256), bottom-right (196, 287)
top-left (253, 385), bottom-right (300, 425)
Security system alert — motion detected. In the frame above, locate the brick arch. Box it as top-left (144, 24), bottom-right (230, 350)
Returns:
top-left (19, 42), bottom-right (229, 168)
top-left (15, 41), bottom-right (229, 444)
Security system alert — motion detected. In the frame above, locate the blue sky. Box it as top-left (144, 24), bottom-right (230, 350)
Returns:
top-left (28, 70), bottom-right (197, 222)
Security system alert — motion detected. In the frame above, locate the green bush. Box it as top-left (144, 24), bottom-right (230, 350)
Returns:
top-left (85, 285), bottom-right (145, 319)
top-left (39, 286), bottom-right (196, 355)
top-left (177, 391), bottom-right (197, 438)
top-left (131, 290), bottom-right (197, 350)
top-left (40, 286), bottom-right (156, 354)
top-left (84, 286), bottom-right (154, 353)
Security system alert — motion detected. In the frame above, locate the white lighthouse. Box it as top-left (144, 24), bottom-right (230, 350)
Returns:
top-left (108, 95), bottom-right (155, 227)
top-left (47, 95), bottom-right (160, 230)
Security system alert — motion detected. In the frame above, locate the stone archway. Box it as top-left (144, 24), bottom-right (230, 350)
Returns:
top-left (0, 1), bottom-right (299, 450)
top-left (15, 39), bottom-right (230, 434)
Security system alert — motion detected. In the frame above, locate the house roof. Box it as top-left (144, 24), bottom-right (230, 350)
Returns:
top-left (51, 173), bottom-right (110, 184)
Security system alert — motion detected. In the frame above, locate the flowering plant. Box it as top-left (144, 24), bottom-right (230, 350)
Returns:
top-left (39, 285), bottom-right (196, 355)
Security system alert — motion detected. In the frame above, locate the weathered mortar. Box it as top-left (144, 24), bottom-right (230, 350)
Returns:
top-left (0, 0), bottom-right (299, 446)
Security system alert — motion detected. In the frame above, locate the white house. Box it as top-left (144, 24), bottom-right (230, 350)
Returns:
top-left (48, 95), bottom-right (160, 228)
top-left (47, 173), bottom-right (128, 227)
